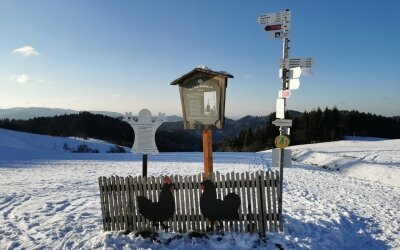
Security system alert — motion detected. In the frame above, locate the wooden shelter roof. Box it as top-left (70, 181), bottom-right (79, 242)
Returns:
top-left (170, 67), bottom-right (233, 85)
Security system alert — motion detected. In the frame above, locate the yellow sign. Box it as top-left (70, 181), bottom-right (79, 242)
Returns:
top-left (275, 135), bottom-right (290, 149)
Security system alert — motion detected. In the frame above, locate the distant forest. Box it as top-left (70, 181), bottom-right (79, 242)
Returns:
top-left (0, 107), bottom-right (399, 152)
top-left (0, 112), bottom-right (201, 152)
top-left (217, 107), bottom-right (400, 152)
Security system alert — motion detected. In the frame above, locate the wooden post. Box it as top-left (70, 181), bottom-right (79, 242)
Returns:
top-left (142, 154), bottom-right (147, 177)
top-left (202, 129), bottom-right (213, 179)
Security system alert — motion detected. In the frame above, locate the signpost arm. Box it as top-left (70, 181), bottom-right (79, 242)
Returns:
top-left (202, 129), bottom-right (213, 179)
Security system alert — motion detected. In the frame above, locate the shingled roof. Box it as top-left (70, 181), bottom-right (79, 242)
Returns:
top-left (170, 67), bottom-right (233, 85)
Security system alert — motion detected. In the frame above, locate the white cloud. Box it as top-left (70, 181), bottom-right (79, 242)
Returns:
top-left (10, 74), bottom-right (31, 84)
top-left (11, 46), bottom-right (41, 57)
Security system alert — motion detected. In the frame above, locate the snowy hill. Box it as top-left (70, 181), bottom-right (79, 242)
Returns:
top-left (0, 130), bottom-right (399, 249)
top-left (0, 128), bottom-right (130, 161)
top-left (289, 138), bottom-right (400, 187)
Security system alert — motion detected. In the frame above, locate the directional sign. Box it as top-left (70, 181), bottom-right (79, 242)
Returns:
top-left (280, 58), bottom-right (313, 69)
top-left (264, 22), bottom-right (291, 32)
top-left (264, 24), bottom-right (282, 31)
top-left (272, 119), bottom-right (292, 127)
top-left (275, 135), bottom-right (290, 149)
top-left (258, 10), bottom-right (291, 25)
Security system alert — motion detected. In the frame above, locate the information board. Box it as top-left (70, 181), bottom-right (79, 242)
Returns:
top-left (181, 76), bottom-right (222, 129)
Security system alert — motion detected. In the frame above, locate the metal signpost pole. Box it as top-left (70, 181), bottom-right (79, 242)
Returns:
top-left (143, 154), bottom-right (148, 177)
top-left (259, 9), bottom-right (312, 232)
top-left (279, 30), bottom-right (290, 228)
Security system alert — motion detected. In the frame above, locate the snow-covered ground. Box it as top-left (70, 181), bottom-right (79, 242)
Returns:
top-left (0, 128), bottom-right (399, 249)
top-left (290, 138), bottom-right (400, 187)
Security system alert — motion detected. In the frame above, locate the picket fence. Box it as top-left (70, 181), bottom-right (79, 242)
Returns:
top-left (98, 171), bottom-right (282, 234)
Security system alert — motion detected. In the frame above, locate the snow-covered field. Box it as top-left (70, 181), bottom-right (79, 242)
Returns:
top-left (0, 128), bottom-right (399, 249)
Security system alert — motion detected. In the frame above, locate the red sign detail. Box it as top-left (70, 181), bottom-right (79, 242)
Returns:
top-left (264, 24), bottom-right (282, 31)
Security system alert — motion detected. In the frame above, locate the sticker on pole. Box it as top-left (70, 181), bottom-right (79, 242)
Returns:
top-left (275, 135), bottom-right (290, 149)
top-left (278, 90), bottom-right (291, 98)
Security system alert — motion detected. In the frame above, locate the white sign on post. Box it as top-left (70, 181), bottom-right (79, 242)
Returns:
top-left (124, 109), bottom-right (166, 155)
top-left (269, 31), bottom-right (290, 39)
top-left (272, 119), bottom-right (292, 127)
top-left (276, 98), bottom-right (285, 119)
top-left (289, 79), bottom-right (301, 90)
top-left (280, 58), bottom-right (313, 69)
top-left (272, 148), bottom-right (292, 168)
top-left (258, 10), bottom-right (291, 25)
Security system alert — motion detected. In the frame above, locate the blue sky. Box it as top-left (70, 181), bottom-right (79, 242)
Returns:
top-left (0, 1), bottom-right (399, 118)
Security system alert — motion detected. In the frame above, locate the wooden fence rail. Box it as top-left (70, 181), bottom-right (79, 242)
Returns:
top-left (98, 171), bottom-right (282, 234)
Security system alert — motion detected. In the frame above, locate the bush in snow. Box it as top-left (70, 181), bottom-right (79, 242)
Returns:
top-left (107, 145), bottom-right (126, 153)
top-left (72, 144), bottom-right (99, 153)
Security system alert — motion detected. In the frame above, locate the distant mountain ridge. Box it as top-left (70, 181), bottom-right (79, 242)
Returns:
top-left (0, 107), bottom-right (183, 121)
top-left (0, 107), bottom-right (123, 120)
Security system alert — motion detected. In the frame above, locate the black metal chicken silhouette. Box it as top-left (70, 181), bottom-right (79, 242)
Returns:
top-left (136, 176), bottom-right (175, 229)
top-left (200, 179), bottom-right (241, 231)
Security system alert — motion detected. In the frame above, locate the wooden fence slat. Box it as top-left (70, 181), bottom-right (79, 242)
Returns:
top-left (131, 176), bottom-right (138, 232)
top-left (168, 176), bottom-right (176, 233)
top-left (276, 170), bottom-right (283, 232)
top-left (173, 175), bottom-right (182, 233)
top-left (220, 174), bottom-right (227, 232)
top-left (251, 172), bottom-right (259, 233)
top-left (125, 176), bottom-right (133, 232)
top-left (124, 177), bottom-right (131, 231)
top-left (189, 176), bottom-right (196, 231)
top-left (119, 177), bottom-right (128, 231)
top-left (240, 173), bottom-right (247, 233)
top-left (257, 172), bottom-right (263, 233)
top-left (110, 176), bottom-right (118, 230)
top-left (179, 175), bottom-right (186, 232)
top-left (265, 171), bottom-right (273, 232)
top-left (199, 173), bottom-right (206, 233)
top-left (235, 172), bottom-right (243, 232)
top-left (230, 172), bottom-right (238, 233)
top-left (116, 176), bottom-right (124, 230)
top-left (184, 176), bottom-right (191, 232)
top-left (145, 176), bottom-right (152, 230)
top-left (117, 176), bottom-right (125, 230)
top-left (102, 177), bottom-right (111, 231)
top-left (271, 171), bottom-right (278, 232)
top-left (167, 175), bottom-right (175, 232)
top-left (215, 172), bottom-right (221, 200)
top-left (176, 175), bottom-right (182, 232)
top-left (137, 176), bottom-right (144, 229)
top-left (259, 171), bottom-right (267, 233)
top-left (245, 172), bottom-right (253, 233)
top-left (98, 177), bottom-right (107, 231)
top-left (192, 174), bottom-right (200, 232)
top-left (107, 177), bottom-right (115, 231)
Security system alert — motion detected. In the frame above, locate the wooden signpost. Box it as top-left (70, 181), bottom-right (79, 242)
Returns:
top-left (171, 67), bottom-right (233, 178)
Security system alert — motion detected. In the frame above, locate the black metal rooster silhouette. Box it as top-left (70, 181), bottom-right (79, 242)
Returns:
top-left (200, 179), bottom-right (241, 231)
top-left (136, 176), bottom-right (175, 229)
